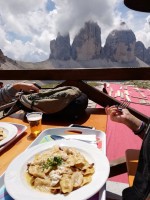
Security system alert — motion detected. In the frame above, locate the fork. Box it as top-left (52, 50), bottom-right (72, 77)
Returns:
top-left (118, 100), bottom-right (130, 109)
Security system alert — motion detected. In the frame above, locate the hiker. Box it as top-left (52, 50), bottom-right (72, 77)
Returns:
top-left (0, 82), bottom-right (3, 88)
top-left (102, 83), bottom-right (108, 94)
top-left (0, 82), bottom-right (39, 106)
top-left (105, 105), bottom-right (150, 200)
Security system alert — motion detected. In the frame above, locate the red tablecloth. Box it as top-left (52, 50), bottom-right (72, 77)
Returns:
top-left (97, 83), bottom-right (150, 183)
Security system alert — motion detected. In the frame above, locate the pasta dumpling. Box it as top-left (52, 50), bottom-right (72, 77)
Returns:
top-left (26, 145), bottom-right (95, 195)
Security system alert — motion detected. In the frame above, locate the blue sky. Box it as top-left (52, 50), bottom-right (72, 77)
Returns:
top-left (0, 0), bottom-right (150, 62)
top-left (46, 0), bottom-right (55, 12)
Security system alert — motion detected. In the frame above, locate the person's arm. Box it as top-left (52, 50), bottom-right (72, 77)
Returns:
top-left (0, 82), bottom-right (39, 106)
top-left (0, 84), bottom-right (17, 105)
top-left (13, 82), bottom-right (39, 93)
top-left (105, 106), bottom-right (146, 139)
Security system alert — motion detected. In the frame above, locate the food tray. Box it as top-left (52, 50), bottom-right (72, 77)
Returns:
top-left (0, 125), bottom-right (107, 200)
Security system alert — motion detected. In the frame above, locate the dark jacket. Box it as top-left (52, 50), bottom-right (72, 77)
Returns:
top-left (123, 123), bottom-right (150, 200)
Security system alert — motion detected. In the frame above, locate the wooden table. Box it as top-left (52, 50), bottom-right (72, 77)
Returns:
top-left (0, 107), bottom-right (107, 176)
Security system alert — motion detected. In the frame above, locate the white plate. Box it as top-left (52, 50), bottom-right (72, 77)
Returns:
top-left (0, 122), bottom-right (18, 147)
top-left (0, 123), bottom-right (27, 153)
top-left (4, 140), bottom-right (110, 200)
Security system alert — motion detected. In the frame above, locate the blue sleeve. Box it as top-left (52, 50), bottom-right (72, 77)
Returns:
top-left (0, 84), bottom-right (17, 105)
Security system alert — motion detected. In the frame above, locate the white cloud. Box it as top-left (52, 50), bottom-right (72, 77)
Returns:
top-left (135, 15), bottom-right (150, 48)
top-left (52, 0), bottom-right (121, 44)
top-left (3, 0), bottom-right (149, 62)
top-left (0, 0), bottom-right (56, 61)
top-left (4, 40), bottom-right (48, 62)
top-left (0, 27), bottom-right (8, 48)
top-left (0, 0), bottom-right (47, 14)
top-left (119, 9), bottom-right (150, 48)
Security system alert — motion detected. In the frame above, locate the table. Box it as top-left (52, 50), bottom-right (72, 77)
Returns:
top-left (0, 107), bottom-right (107, 176)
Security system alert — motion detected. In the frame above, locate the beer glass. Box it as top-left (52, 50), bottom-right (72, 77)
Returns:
top-left (26, 112), bottom-right (43, 137)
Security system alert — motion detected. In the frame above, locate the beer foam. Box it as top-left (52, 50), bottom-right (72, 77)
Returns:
top-left (27, 113), bottom-right (42, 121)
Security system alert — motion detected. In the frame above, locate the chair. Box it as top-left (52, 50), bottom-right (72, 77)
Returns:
top-left (125, 149), bottom-right (140, 186)
top-left (109, 149), bottom-right (140, 187)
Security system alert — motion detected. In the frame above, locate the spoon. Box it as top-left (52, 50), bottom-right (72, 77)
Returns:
top-left (51, 135), bottom-right (97, 144)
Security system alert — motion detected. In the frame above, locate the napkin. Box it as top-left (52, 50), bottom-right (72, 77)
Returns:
top-left (58, 134), bottom-right (96, 141)
top-left (40, 135), bottom-right (102, 150)
top-left (0, 186), bottom-right (13, 200)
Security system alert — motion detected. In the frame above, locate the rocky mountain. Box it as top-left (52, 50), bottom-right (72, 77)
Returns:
top-left (135, 41), bottom-right (150, 65)
top-left (49, 21), bottom-right (150, 66)
top-left (50, 33), bottom-right (71, 60)
top-left (0, 21), bottom-right (150, 70)
top-left (71, 22), bottom-right (101, 60)
top-left (49, 22), bottom-right (101, 61)
top-left (0, 49), bottom-right (6, 64)
top-left (103, 24), bottom-right (136, 62)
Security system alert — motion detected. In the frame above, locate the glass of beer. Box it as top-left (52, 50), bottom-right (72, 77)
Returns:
top-left (26, 112), bottom-right (43, 137)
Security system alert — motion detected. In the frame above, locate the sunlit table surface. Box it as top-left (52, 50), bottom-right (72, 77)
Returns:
top-left (0, 107), bottom-right (107, 175)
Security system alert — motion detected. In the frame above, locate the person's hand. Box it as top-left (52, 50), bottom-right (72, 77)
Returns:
top-left (105, 105), bottom-right (131, 124)
top-left (13, 82), bottom-right (39, 93)
top-left (105, 105), bottom-right (142, 131)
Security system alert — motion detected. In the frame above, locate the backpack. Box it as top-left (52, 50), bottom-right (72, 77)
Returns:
top-left (20, 86), bottom-right (88, 118)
